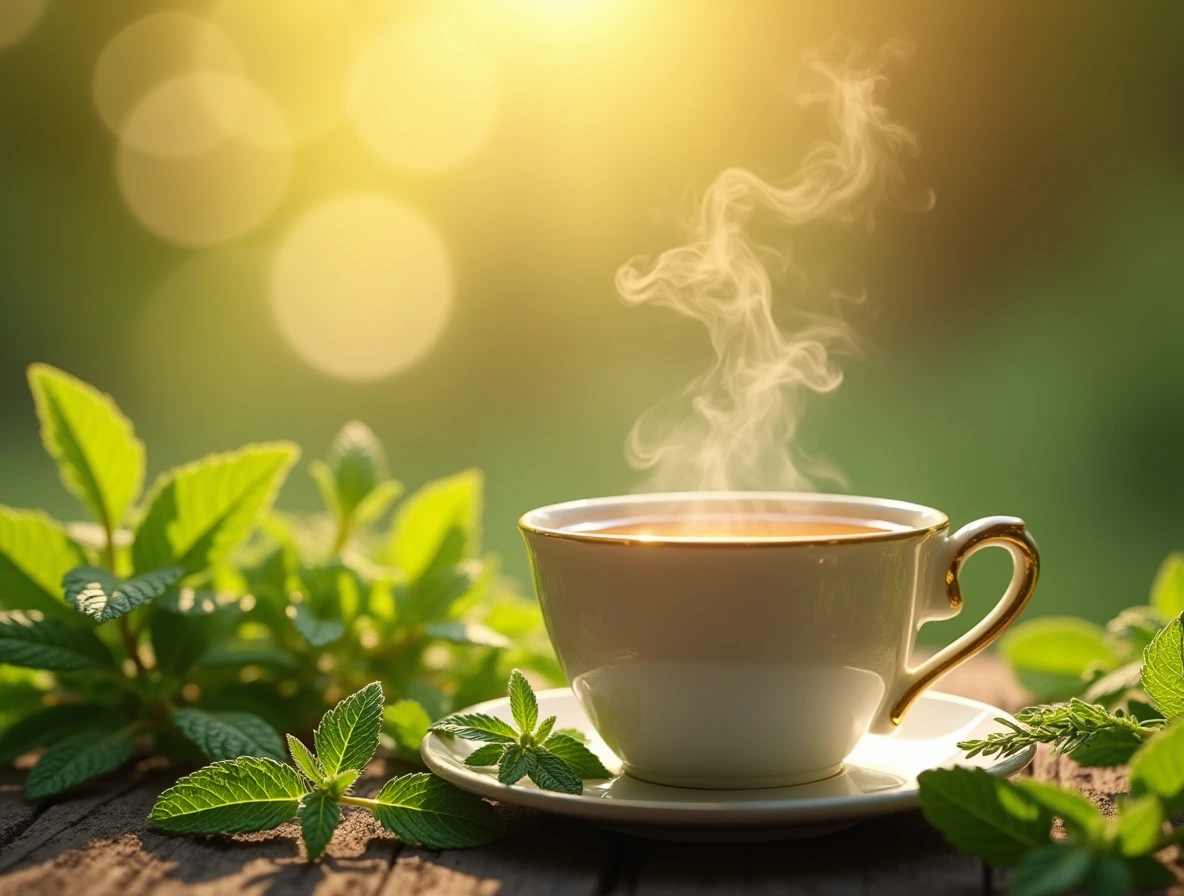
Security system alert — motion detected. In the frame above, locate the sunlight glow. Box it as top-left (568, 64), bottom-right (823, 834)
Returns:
top-left (201, 0), bottom-right (362, 145)
top-left (270, 194), bottom-right (453, 381)
top-left (349, 21), bottom-right (498, 173)
top-left (116, 74), bottom-right (291, 246)
top-left (93, 13), bottom-right (243, 147)
top-left (0, 0), bottom-right (48, 49)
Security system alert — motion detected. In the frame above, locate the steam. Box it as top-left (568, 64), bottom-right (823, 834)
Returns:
top-left (615, 40), bottom-right (927, 493)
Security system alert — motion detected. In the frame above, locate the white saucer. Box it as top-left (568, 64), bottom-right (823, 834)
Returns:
top-left (421, 688), bottom-right (1035, 841)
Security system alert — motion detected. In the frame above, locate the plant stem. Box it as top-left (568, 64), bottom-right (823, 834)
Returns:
top-left (338, 795), bottom-right (381, 810)
top-left (101, 517), bottom-right (147, 675)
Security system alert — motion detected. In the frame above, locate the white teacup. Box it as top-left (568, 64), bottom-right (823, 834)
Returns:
top-left (519, 492), bottom-right (1039, 790)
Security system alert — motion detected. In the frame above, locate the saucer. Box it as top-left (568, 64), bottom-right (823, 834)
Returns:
top-left (421, 688), bottom-right (1035, 841)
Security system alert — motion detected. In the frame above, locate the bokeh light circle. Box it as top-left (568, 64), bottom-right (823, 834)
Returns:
top-left (116, 74), bottom-right (292, 246)
top-left (349, 21), bottom-right (498, 173)
top-left (0, 0), bottom-right (48, 49)
top-left (93, 12), bottom-right (243, 148)
top-left (270, 194), bottom-right (453, 380)
top-left (201, 0), bottom-right (362, 144)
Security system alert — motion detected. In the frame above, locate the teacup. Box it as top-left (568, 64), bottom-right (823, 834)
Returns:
top-left (519, 492), bottom-right (1038, 789)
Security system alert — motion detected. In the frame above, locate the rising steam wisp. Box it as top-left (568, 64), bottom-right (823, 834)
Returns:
top-left (616, 40), bottom-right (928, 494)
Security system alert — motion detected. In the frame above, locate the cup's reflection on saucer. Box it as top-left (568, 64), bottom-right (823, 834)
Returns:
top-left (592, 764), bottom-right (904, 803)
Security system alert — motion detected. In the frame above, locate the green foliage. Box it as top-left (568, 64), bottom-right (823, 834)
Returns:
top-left (1140, 614), bottom-right (1184, 718)
top-left (0, 366), bottom-right (557, 810)
top-left (1150, 553), bottom-right (1184, 619)
top-left (432, 670), bottom-right (611, 794)
top-left (150, 684), bottom-right (502, 857)
top-left (27, 726), bottom-right (136, 798)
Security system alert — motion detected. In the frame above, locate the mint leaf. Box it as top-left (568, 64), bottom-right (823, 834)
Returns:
top-left (1129, 719), bottom-right (1184, 813)
top-left (1010, 845), bottom-right (1091, 896)
top-left (325, 421), bottom-right (387, 517)
top-left (325, 769), bottom-right (358, 798)
top-left (424, 621), bottom-right (510, 649)
top-left (508, 669), bottom-right (537, 735)
top-left (371, 773), bottom-right (501, 849)
top-left (0, 508), bottom-right (85, 620)
top-left (1082, 855), bottom-right (1133, 896)
top-left (27, 726), bottom-right (134, 798)
top-left (132, 443), bottom-right (298, 576)
top-left (289, 605), bottom-right (346, 647)
top-left (287, 734), bottom-right (326, 784)
top-left (63, 565), bottom-right (182, 623)
top-left (150, 602), bottom-right (234, 677)
top-left (148, 756), bottom-right (307, 834)
top-left (528, 747), bottom-right (583, 794)
top-left (1141, 615), bottom-right (1184, 719)
top-left (27, 364), bottom-right (144, 531)
top-left (1012, 778), bottom-right (1105, 839)
top-left (1001, 618), bottom-right (1117, 698)
top-left (0, 703), bottom-right (109, 764)
top-left (541, 733), bottom-right (611, 779)
top-left (534, 716), bottom-right (557, 743)
top-left (554, 727), bottom-right (588, 744)
top-left (1067, 728), bottom-right (1144, 768)
top-left (1081, 660), bottom-right (1144, 705)
top-left (298, 790), bottom-right (339, 861)
top-left (314, 681), bottom-right (383, 776)
top-left (1115, 795), bottom-right (1164, 856)
top-left (917, 767), bottom-right (1052, 866)
top-left (464, 744), bottom-right (506, 767)
top-left (1151, 554), bottom-right (1184, 619)
top-left (431, 713), bottom-right (518, 744)
top-left (384, 470), bottom-right (481, 582)
top-left (498, 744), bottom-right (535, 784)
top-left (172, 709), bottom-right (286, 762)
top-left (0, 611), bottom-right (113, 671)
top-left (384, 699), bottom-right (431, 764)
top-left (351, 480), bottom-right (403, 530)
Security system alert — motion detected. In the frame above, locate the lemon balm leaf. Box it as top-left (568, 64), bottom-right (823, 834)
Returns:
top-left (527, 747), bottom-right (583, 795)
top-left (62, 565), bottom-right (182, 623)
top-left (371, 773), bottom-right (501, 849)
top-left (325, 421), bottom-right (387, 518)
top-left (383, 470), bottom-right (482, 582)
top-left (1141, 616), bottom-right (1184, 719)
top-left (498, 744), bottom-right (535, 785)
top-left (541, 733), bottom-right (612, 780)
top-left (172, 709), bottom-right (286, 762)
top-left (0, 508), bottom-right (86, 620)
top-left (430, 713), bottom-right (518, 744)
top-left (0, 611), bottom-right (114, 672)
top-left (27, 364), bottom-right (144, 531)
top-left (148, 757), bottom-right (307, 834)
top-left (287, 734), bottom-right (326, 784)
top-left (1129, 719), bottom-right (1184, 814)
top-left (384, 699), bottom-right (432, 765)
top-left (26, 726), bottom-right (135, 798)
top-left (298, 790), bottom-right (340, 861)
top-left (463, 744), bottom-right (506, 767)
top-left (314, 682), bottom-right (383, 776)
top-left (508, 669), bottom-right (537, 735)
top-left (1151, 554), bottom-right (1184, 620)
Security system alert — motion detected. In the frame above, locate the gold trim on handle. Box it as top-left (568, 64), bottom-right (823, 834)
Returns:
top-left (888, 521), bottom-right (1040, 725)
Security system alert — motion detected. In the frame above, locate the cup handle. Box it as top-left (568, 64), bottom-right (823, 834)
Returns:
top-left (872, 516), bottom-right (1040, 733)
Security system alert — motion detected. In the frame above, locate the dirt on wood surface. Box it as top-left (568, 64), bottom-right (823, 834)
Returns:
top-left (0, 656), bottom-right (1178, 896)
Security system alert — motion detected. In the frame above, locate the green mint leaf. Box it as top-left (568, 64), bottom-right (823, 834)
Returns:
top-left (508, 669), bottom-right (538, 735)
top-left (0, 703), bottom-right (109, 764)
top-left (1115, 795), bottom-right (1164, 857)
top-left (383, 470), bottom-right (482, 583)
top-left (1081, 660), bottom-right (1145, 705)
top-left (917, 767), bottom-right (1052, 866)
top-left (1082, 855), bottom-right (1133, 896)
top-left (534, 716), bottom-right (557, 743)
top-left (1012, 778), bottom-right (1106, 839)
top-left (431, 713), bottom-right (518, 744)
top-left (171, 709), bottom-right (286, 762)
top-left (62, 565), bottom-right (182, 623)
top-left (541, 733), bottom-right (611, 780)
top-left (0, 508), bottom-right (86, 620)
top-left (149, 602), bottom-right (235, 677)
top-left (498, 744), bottom-right (535, 785)
top-left (1010, 845), bottom-right (1092, 896)
top-left (351, 480), bottom-right (403, 530)
top-left (199, 639), bottom-right (297, 670)
top-left (464, 744), bottom-right (506, 767)
top-left (1123, 854), bottom-right (1177, 889)
top-left (314, 681), bottom-right (383, 776)
top-left (1141, 615), bottom-right (1184, 719)
top-left (0, 611), bottom-right (114, 671)
top-left (27, 364), bottom-right (144, 531)
top-left (148, 756), bottom-right (307, 834)
top-left (289, 605), bottom-right (346, 647)
top-left (527, 747), bottom-right (583, 794)
top-left (1151, 554), bottom-right (1184, 619)
top-left (1129, 718), bottom-right (1184, 813)
top-left (132, 443), bottom-right (298, 576)
top-left (26, 726), bottom-right (134, 798)
top-left (424, 621), bottom-right (511, 649)
top-left (287, 734), bottom-right (326, 784)
top-left (308, 461), bottom-right (341, 520)
top-left (553, 727), bottom-right (588, 744)
top-left (1106, 606), bottom-right (1163, 653)
top-left (1001, 617), bottom-right (1117, 699)
top-left (406, 564), bottom-right (482, 626)
top-left (325, 769), bottom-right (359, 799)
top-left (384, 699), bottom-right (431, 765)
top-left (1066, 727), bottom-right (1144, 768)
top-left (298, 790), bottom-right (340, 860)
top-left (372, 773), bottom-right (501, 848)
top-left (326, 421), bottom-right (387, 517)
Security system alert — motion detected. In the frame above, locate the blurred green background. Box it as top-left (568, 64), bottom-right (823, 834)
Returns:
top-left (2, 0), bottom-right (1183, 643)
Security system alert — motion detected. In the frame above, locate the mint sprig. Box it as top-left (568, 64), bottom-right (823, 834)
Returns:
top-left (432, 669), bottom-right (612, 794)
top-left (150, 683), bottom-right (501, 858)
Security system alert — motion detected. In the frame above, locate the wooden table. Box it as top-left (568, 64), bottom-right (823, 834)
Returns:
top-left (0, 657), bottom-right (1168, 896)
